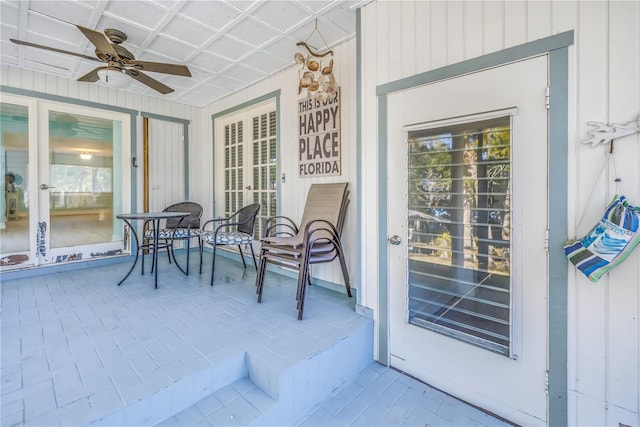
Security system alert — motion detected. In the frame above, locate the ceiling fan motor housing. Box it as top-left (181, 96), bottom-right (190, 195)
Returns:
top-left (104, 28), bottom-right (127, 44)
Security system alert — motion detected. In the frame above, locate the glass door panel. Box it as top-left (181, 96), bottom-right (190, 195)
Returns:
top-left (0, 99), bottom-right (36, 269)
top-left (41, 104), bottom-right (130, 263)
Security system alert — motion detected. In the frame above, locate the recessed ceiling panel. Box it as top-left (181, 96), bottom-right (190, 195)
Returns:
top-left (300, 1), bottom-right (334, 13)
top-left (26, 13), bottom-right (85, 46)
top-left (251, 1), bottom-right (310, 33)
top-left (147, 35), bottom-right (195, 61)
top-left (180, 83), bottom-right (232, 105)
top-left (322, 2), bottom-right (358, 33)
top-left (265, 37), bottom-right (301, 63)
top-left (190, 52), bottom-right (231, 74)
top-left (208, 75), bottom-right (247, 91)
top-left (103, 0), bottom-right (169, 30)
top-left (163, 16), bottom-right (215, 48)
top-left (226, 1), bottom-right (257, 12)
top-left (204, 36), bottom-right (253, 61)
top-left (1, 2), bottom-right (19, 30)
top-left (242, 50), bottom-right (288, 74)
top-left (226, 17), bottom-right (280, 47)
top-left (178, 1), bottom-right (242, 31)
top-left (28, 0), bottom-right (95, 26)
top-left (225, 64), bottom-right (264, 83)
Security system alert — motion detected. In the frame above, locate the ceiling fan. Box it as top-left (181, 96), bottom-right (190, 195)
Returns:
top-left (10, 25), bottom-right (191, 94)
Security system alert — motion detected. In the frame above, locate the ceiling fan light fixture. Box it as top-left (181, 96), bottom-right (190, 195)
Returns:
top-left (97, 68), bottom-right (129, 89)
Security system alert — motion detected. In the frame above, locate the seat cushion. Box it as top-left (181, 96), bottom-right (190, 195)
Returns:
top-left (203, 231), bottom-right (253, 245)
top-left (145, 228), bottom-right (201, 239)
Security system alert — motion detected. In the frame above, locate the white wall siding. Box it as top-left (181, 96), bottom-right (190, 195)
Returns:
top-left (200, 38), bottom-right (358, 291)
top-left (147, 119), bottom-right (185, 211)
top-left (359, 1), bottom-right (639, 425)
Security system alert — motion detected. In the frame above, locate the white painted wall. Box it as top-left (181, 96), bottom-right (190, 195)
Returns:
top-left (147, 118), bottom-right (185, 211)
top-left (199, 38), bottom-right (358, 290)
top-left (359, 1), bottom-right (639, 425)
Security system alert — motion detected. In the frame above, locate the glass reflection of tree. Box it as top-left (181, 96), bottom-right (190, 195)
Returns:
top-left (408, 135), bottom-right (452, 260)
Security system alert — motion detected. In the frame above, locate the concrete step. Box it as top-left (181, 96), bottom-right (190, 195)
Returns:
top-left (86, 315), bottom-right (373, 426)
top-left (155, 377), bottom-right (277, 426)
top-left (89, 348), bottom-right (247, 426)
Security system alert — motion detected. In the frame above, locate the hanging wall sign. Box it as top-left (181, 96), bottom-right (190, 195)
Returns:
top-left (298, 88), bottom-right (341, 177)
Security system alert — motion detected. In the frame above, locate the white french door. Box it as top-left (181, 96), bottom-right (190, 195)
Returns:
top-left (0, 95), bottom-right (131, 270)
top-left (387, 56), bottom-right (549, 425)
top-left (215, 102), bottom-right (277, 239)
top-left (0, 95), bottom-right (38, 269)
top-left (38, 101), bottom-right (131, 264)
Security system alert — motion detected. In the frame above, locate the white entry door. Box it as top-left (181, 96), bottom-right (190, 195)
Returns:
top-left (387, 56), bottom-right (549, 425)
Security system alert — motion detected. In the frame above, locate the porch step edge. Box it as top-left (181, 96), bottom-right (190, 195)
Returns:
top-left (88, 349), bottom-right (247, 426)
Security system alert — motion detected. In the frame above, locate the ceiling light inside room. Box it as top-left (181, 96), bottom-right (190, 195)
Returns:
top-left (80, 151), bottom-right (92, 160)
top-left (97, 68), bottom-right (130, 89)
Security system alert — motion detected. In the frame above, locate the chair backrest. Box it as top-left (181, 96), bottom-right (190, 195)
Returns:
top-left (237, 203), bottom-right (261, 236)
top-left (164, 202), bottom-right (203, 229)
top-left (298, 183), bottom-right (349, 238)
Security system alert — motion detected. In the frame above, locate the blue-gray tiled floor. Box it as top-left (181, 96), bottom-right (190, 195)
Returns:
top-left (1, 252), bottom-right (513, 426)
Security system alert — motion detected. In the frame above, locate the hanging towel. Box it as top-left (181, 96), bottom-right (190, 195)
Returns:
top-left (564, 195), bottom-right (640, 282)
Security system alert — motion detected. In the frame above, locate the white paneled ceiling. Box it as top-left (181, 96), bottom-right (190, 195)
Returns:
top-left (0, 0), bottom-right (359, 107)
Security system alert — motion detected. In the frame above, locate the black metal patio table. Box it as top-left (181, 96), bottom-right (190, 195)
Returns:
top-left (117, 211), bottom-right (189, 289)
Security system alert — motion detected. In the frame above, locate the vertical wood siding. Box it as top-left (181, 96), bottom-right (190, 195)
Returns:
top-left (147, 119), bottom-right (185, 211)
top-left (359, 1), bottom-right (639, 425)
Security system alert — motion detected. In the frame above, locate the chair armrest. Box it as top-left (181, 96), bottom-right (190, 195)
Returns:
top-left (263, 215), bottom-right (298, 238)
top-left (202, 217), bottom-right (230, 231)
top-left (303, 219), bottom-right (341, 246)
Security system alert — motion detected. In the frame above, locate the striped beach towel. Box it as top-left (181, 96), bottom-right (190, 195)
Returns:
top-left (564, 195), bottom-right (640, 282)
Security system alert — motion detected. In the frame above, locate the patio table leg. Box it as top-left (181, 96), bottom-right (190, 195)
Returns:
top-left (117, 218), bottom-right (140, 286)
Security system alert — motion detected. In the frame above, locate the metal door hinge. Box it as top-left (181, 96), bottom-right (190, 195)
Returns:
top-left (545, 87), bottom-right (550, 109)
top-left (544, 229), bottom-right (550, 252)
top-left (545, 370), bottom-right (549, 392)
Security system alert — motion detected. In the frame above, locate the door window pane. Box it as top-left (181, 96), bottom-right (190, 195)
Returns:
top-left (48, 110), bottom-right (119, 249)
top-left (0, 102), bottom-right (31, 264)
top-left (251, 111), bottom-right (277, 238)
top-left (407, 116), bottom-right (512, 355)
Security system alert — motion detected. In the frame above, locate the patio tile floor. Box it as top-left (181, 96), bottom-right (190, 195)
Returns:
top-left (1, 252), bottom-right (512, 426)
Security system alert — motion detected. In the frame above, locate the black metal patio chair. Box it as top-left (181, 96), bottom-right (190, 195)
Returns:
top-left (200, 203), bottom-right (261, 286)
top-left (143, 201), bottom-right (203, 275)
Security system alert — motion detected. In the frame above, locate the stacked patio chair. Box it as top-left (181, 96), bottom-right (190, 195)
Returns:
top-left (200, 203), bottom-right (261, 286)
top-left (143, 201), bottom-right (203, 275)
top-left (255, 182), bottom-right (352, 320)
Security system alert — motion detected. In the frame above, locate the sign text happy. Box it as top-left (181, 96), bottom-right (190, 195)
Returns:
top-left (298, 90), bottom-right (341, 177)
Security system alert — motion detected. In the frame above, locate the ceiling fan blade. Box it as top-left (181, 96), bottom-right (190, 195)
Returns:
top-left (76, 25), bottom-right (119, 60)
top-left (126, 60), bottom-right (191, 77)
top-left (78, 66), bottom-right (108, 82)
top-left (10, 38), bottom-right (101, 62)
top-left (125, 69), bottom-right (174, 94)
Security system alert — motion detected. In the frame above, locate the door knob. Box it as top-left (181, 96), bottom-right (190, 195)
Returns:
top-left (388, 235), bottom-right (402, 246)
top-left (245, 185), bottom-right (252, 190)
top-left (40, 184), bottom-right (56, 190)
